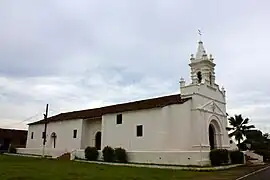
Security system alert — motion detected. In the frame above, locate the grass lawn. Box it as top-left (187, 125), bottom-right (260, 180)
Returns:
top-left (0, 155), bottom-right (267, 180)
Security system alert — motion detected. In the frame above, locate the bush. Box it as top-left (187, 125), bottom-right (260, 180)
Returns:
top-left (102, 146), bottom-right (115, 162)
top-left (115, 147), bottom-right (128, 163)
top-left (210, 149), bottom-right (229, 166)
top-left (8, 144), bottom-right (17, 153)
top-left (230, 150), bottom-right (244, 164)
top-left (84, 146), bottom-right (99, 161)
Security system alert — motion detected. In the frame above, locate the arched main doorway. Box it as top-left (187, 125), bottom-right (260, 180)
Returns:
top-left (95, 131), bottom-right (101, 150)
top-left (208, 120), bottom-right (221, 150)
top-left (209, 125), bottom-right (215, 150)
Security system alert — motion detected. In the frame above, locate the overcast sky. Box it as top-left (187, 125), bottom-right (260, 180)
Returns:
top-left (0, 0), bottom-right (270, 132)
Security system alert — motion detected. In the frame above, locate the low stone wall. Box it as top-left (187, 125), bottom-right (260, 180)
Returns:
top-left (16, 148), bottom-right (68, 158)
top-left (72, 149), bottom-right (211, 166)
top-left (244, 150), bottom-right (264, 161)
top-left (17, 148), bottom-right (211, 166)
top-left (127, 151), bottom-right (210, 166)
top-left (243, 150), bottom-right (264, 165)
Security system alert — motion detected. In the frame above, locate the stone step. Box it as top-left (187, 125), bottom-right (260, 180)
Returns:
top-left (57, 153), bottom-right (70, 160)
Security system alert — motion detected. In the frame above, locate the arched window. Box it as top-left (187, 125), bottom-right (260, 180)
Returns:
top-left (209, 125), bottom-right (215, 150)
top-left (51, 132), bottom-right (57, 149)
top-left (197, 71), bottom-right (202, 83)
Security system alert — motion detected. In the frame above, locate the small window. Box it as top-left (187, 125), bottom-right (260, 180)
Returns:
top-left (116, 114), bottom-right (122, 124)
top-left (73, 130), bottom-right (77, 138)
top-left (31, 132), bottom-right (34, 139)
top-left (136, 125), bottom-right (143, 137)
top-left (209, 72), bottom-right (212, 85)
top-left (42, 132), bottom-right (46, 139)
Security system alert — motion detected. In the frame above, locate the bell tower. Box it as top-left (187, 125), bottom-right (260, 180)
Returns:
top-left (179, 35), bottom-right (230, 155)
top-left (179, 35), bottom-right (226, 98)
top-left (189, 40), bottom-right (216, 86)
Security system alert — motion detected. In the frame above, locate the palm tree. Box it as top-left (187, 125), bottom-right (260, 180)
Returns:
top-left (226, 114), bottom-right (255, 145)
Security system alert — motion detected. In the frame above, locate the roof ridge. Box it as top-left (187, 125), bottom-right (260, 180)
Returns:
top-left (68, 93), bottom-right (181, 113)
top-left (28, 94), bottom-right (191, 125)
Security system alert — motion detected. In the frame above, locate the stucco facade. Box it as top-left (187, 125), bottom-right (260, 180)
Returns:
top-left (102, 101), bottom-right (192, 151)
top-left (81, 118), bottom-right (102, 149)
top-left (18, 40), bottom-right (234, 166)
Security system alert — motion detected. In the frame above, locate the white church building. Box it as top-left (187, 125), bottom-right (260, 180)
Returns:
top-left (18, 40), bottom-right (236, 166)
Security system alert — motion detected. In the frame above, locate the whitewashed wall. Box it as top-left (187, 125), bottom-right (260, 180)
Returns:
top-left (26, 119), bottom-right (83, 152)
top-left (126, 151), bottom-right (210, 166)
top-left (23, 82), bottom-right (230, 165)
top-left (17, 148), bottom-right (66, 158)
top-left (81, 118), bottom-right (101, 149)
top-left (101, 100), bottom-right (192, 152)
top-left (26, 124), bottom-right (45, 149)
top-left (165, 101), bottom-right (192, 150)
top-left (181, 83), bottom-right (230, 151)
top-left (72, 149), bottom-right (210, 166)
top-left (102, 108), bottom-right (164, 151)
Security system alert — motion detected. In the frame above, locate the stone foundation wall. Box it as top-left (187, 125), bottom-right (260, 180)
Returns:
top-left (17, 148), bottom-right (211, 166)
top-left (73, 149), bottom-right (211, 166)
top-left (16, 148), bottom-right (68, 158)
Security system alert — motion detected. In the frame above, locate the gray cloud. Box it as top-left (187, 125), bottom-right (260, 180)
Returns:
top-left (0, 0), bottom-right (270, 132)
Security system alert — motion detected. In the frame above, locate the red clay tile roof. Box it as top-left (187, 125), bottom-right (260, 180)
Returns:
top-left (28, 94), bottom-right (191, 125)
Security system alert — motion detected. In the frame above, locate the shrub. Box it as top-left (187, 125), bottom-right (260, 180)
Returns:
top-left (210, 149), bottom-right (229, 166)
top-left (230, 150), bottom-right (244, 164)
top-left (220, 149), bottom-right (229, 164)
top-left (102, 146), bottom-right (115, 162)
top-left (84, 146), bottom-right (99, 161)
top-left (115, 147), bottom-right (128, 163)
top-left (8, 144), bottom-right (16, 154)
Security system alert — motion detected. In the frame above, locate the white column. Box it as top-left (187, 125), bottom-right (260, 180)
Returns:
top-left (202, 111), bottom-right (208, 147)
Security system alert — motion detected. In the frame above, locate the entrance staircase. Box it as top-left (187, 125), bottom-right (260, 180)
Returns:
top-left (244, 150), bottom-right (265, 165)
top-left (56, 152), bottom-right (71, 160)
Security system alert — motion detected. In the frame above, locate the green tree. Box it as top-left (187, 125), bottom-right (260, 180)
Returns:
top-left (245, 130), bottom-right (266, 150)
top-left (226, 114), bottom-right (255, 145)
top-left (263, 133), bottom-right (270, 149)
top-left (245, 130), bottom-right (263, 140)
